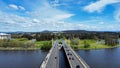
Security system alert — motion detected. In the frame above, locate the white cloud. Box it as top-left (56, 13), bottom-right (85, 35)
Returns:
top-left (27, 1), bottom-right (74, 22)
top-left (19, 6), bottom-right (25, 10)
top-left (50, 0), bottom-right (60, 7)
top-left (8, 4), bottom-right (25, 10)
top-left (45, 14), bottom-right (74, 21)
top-left (32, 19), bottom-right (40, 23)
top-left (114, 8), bottom-right (120, 22)
top-left (83, 0), bottom-right (120, 13)
top-left (0, 11), bottom-right (33, 27)
top-left (9, 4), bottom-right (18, 10)
top-left (1, 10), bottom-right (120, 32)
top-left (0, 10), bottom-right (120, 31)
top-left (1, 1), bottom-right (120, 32)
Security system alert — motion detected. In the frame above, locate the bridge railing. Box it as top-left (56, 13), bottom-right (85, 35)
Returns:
top-left (68, 44), bottom-right (90, 68)
top-left (40, 41), bottom-right (58, 68)
top-left (62, 44), bottom-right (73, 67)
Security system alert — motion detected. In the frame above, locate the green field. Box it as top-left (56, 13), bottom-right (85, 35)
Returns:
top-left (66, 39), bottom-right (119, 50)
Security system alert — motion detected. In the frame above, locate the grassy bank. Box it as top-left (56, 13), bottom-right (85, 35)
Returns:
top-left (66, 39), bottom-right (120, 50)
top-left (0, 38), bottom-right (36, 50)
top-left (0, 38), bottom-right (52, 50)
top-left (0, 47), bottom-right (38, 50)
top-left (35, 41), bottom-right (52, 50)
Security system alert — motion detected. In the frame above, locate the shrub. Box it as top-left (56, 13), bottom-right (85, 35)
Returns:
top-left (18, 38), bottom-right (28, 41)
top-left (0, 39), bottom-right (34, 48)
top-left (41, 41), bottom-right (52, 50)
top-left (84, 41), bottom-right (90, 48)
top-left (84, 43), bottom-right (90, 48)
top-left (70, 38), bottom-right (79, 45)
top-left (2, 42), bottom-right (8, 48)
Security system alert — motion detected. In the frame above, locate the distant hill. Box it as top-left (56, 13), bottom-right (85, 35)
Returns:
top-left (62, 30), bottom-right (87, 33)
top-left (0, 30), bottom-right (120, 34)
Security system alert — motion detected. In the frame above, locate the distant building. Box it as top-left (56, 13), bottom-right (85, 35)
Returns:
top-left (0, 33), bottom-right (11, 40)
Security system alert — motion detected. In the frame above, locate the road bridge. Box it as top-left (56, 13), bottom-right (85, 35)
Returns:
top-left (40, 40), bottom-right (90, 68)
top-left (40, 41), bottom-right (59, 68)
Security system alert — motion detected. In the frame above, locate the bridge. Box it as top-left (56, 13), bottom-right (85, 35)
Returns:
top-left (40, 40), bottom-right (90, 68)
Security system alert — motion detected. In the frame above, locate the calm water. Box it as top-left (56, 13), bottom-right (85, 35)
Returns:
top-left (0, 50), bottom-right (48, 68)
top-left (0, 39), bottom-right (120, 68)
top-left (76, 47), bottom-right (120, 68)
top-left (59, 47), bottom-right (70, 68)
top-left (76, 39), bottom-right (120, 68)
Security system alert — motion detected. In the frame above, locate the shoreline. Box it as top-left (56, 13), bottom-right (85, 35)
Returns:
top-left (74, 45), bottom-right (120, 50)
top-left (0, 47), bottom-right (40, 51)
top-left (0, 45), bottom-right (119, 51)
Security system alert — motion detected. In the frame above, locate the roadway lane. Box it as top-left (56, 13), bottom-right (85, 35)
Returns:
top-left (40, 41), bottom-right (59, 68)
top-left (62, 41), bottom-right (90, 68)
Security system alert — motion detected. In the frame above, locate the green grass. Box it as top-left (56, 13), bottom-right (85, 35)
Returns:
top-left (35, 41), bottom-right (50, 47)
top-left (35, 41), bottom-right (52, 50)
top-left (15, 38), bottom-right (29, 42)
top-left (0, 47), bottom-right (38, 50)
top-left (67, 39), bottom-right (120, 50)
top-left (35, 41), bottom-right (45, 48)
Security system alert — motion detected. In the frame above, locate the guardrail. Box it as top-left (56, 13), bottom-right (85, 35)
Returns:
top-left (69, 45), bottom-right (90, 68)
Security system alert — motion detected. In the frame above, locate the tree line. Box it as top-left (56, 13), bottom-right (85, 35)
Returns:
top-left (11, 31), bottom-right (120, 46)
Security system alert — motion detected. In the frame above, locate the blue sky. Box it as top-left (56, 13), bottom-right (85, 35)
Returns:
top-left (0, 0), bottom-right (120, 32)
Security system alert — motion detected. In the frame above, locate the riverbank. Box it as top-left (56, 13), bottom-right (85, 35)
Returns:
top-left (0, 38), bottom-right (52, 50)
top-left (0, 39), bottom-right (119, 50)
top-left (77, 45), bottom-right (120, 50)
top-left (0, 41), bottom-right (52, 50)
top-left (0, 47), bottom-right (39, 50)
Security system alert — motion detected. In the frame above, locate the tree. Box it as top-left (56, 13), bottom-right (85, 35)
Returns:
top-left (70, 38), bottom-right (79, 49)
top-left (104, 34), bottom-right (119, 46)
top-left (84, 41), bottom-right (90, 48)
top-left (41, 41), bottom-right (52, 50)
top-left (71, 38), bottom-right (79, 45)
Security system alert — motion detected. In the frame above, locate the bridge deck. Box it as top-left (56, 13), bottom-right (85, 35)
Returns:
top-left (62, 41), bottom-right (90, 68)
top-left (40, 40), bottom-right (90, 68)
top-left (40, 41), bottom-right (59, 68)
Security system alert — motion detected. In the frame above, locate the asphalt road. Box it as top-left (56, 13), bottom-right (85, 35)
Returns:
top-left (45, 41), bottom-right (59, 68)
top-left (62, 41), bottom-right (90, 68)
